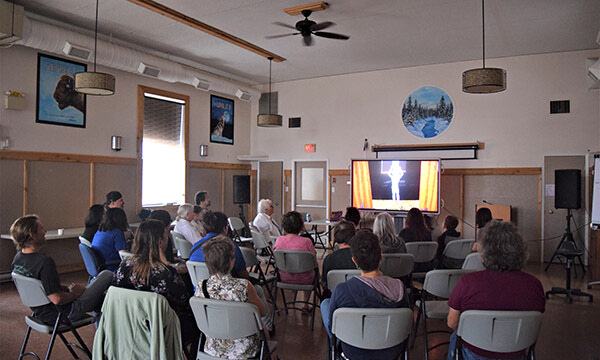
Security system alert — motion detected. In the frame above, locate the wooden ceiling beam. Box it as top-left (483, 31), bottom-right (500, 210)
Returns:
top-left (127, 0), bottom-right (286, 62)
top-left (284, 2), bottom-right (329, 16)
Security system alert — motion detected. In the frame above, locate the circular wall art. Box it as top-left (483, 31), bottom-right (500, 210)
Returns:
top-left (401, 86), bottom-right (454, 138)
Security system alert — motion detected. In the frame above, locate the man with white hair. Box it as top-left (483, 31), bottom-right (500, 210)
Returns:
top-left (252, 199), bottom-right (281, 242)
top-left (174, 203), bottom-right (201, 245)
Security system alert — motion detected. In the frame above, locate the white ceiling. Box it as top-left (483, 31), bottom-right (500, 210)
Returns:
top-left (14, 0), bottom-right (600, 85)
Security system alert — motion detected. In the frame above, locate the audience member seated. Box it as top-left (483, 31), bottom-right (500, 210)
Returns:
top-left (321, 230), bottom-right (407, 359)
top-left (115, 220), bottom-right (199, 352)
top-left (104, 190), bottom-right (124, 210)
top-left (253, 199), bottom-right (282, 242)
top-left (473, 207), bottom-right (493, 251)
top-left (274, 211), bottom-right (317, 309)
top-left (436, 215), bottom-right (461, 266)
top-left (174, 203), bottom-right (202, 245)
top-left (11, 215), bottom-right (113, 325)
top-left (446, 220), bottom-right (545, 360)
top-left (399, 208), bottom-right (432, 243)
top-left (148, 210), bottom-right (178, 263)
top-left (82, 204), bottom-right (104, 242)
top-left (374, 212), bottom-right (407, 253)
top-left (192, 205), bottom-right (207, 237)
top-left (92, 208), bottom-right (129, 272)
top-left (195, 235), bottom-right (273, 359)
top-left (344, 206), bottom-right (361, 229)
top-left (321, 220), bottom-right (357, 296)
top-left (194, 190), bottom-right (211, 210)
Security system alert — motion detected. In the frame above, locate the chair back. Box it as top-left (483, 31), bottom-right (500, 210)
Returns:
top-left (332, 307), bottom-right (413, 350)
top-left (171, 231), bottom-right (192, 259)
top-left (406, 241), bottom-right (438, 263)
top-left (457, 310), bottom-right (543, 353)
top-left (11, 272), bottom-right (51, 307)
top-left (228, 216), bottom-right (246, 232)
top-left (251, 229), bottom-right (270, 250)
top-left (443, 239), bottom-right (475, 259)
top-left (423, 269), bottom-right (472, 298)
top-left (327, 269), bottom-right (361, 291)
top-left (189, 297), bottom-right (263, 339)
top-left (186, 261), bottom-right (210, 287)
top-left (273, 250), bottom-right (317, 274)
top-left (79, 242), bottom-right (102, 277)
top-left (462, 253), bottom-right (485, 270)
top-left (79, 236), bottom-right (92, 247)
top-left (119, 251), bottom-right (133, 261)
top-left (239, 247), bottom-right (259, 268)
top-left (380, 253), bottom-right (415, 278)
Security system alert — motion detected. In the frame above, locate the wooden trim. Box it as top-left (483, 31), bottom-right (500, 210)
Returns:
top-left (189, 161), bottom-right (251, 170)
top-left (89, 163), bottom-right (95, 206)
top-left (442, 167), bottom-right (541, 176)
top-left (284, 170), bottom-right (292, 177)
top-left (284, 2), bottom-right (329, 16)
top-left (0, 150), bottom-right (136, 165)
top-left (23, 160), bottom-right (28, 216)
top-left (533, 173), bottom-right (543, 263)
top-left (250, 170), bottom-right (257, 221)
top-left (127, 0), bottom-right (285, 62)
top-left (221, 170), bottom-right (225, 212)
top-left (329, 169), bottom-right (350, 176)
top-left (459, 175), bottom-right (464, 235)
top-left (136, 86), bottom-right (145, 214)
top-left (284, 170), bottom-right (291, 213)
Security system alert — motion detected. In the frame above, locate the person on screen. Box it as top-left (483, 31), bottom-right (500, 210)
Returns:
top-left (387, 161), bottom-right (405, 201)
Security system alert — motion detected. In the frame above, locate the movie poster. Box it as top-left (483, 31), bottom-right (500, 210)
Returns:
top-left (210, 95), bottom-right (234, 144)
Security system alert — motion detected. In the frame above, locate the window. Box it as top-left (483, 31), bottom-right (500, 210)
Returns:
top-left (140, 90), bottom-right (188, 206)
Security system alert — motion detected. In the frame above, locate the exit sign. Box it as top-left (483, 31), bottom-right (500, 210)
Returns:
top-left (305, 144), bottom-right (316, 153)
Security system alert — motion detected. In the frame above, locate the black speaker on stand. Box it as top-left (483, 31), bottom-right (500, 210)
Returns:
top-left (545, 169), bottom-right (585, 273)
top-left (233, 175), bottom-right (251, 237)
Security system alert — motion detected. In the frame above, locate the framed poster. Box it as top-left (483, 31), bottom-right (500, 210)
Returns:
top-left (36, 53), bottom-right (87, 128)
top-left (210, 95), bottom-right (234, 145)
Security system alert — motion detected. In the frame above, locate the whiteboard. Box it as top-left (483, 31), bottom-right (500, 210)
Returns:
top-left (592, 156), bottom-right (600, 227)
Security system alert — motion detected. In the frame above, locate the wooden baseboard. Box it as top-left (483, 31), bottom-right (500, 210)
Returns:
top-left (56, 263), bottom-right (86, 274)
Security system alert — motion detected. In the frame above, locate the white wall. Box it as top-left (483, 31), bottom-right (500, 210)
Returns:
top-left (251, 50), bottom-right (600, 169)
top-left (0, 45), bottom-right (252, 163)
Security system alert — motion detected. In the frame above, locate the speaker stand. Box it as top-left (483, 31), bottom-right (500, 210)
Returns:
top-left (238, 204), bottom-right (249, 238)
top-left (545, 209), bottom-right (586, 274)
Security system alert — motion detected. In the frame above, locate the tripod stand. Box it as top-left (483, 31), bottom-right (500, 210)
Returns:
top-left (545, 209), bottom-right (586, 273)
top-left (238, 204), bottom-right (249, 237)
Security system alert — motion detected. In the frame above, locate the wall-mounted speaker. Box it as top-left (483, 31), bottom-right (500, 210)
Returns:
top-left (555, 169), bottom-right (581, 209)
top-left (63, 42), bottom-right (91, 60)
top-left (236, 89), bottom-right (252, 102)
top-left (193, 77), bottom-right (211, 91)
top-left (233, 175), bottom-right (251, 204)
top-left (289, 117), bottom-right (301, 128)
top-left (138, 63), bottom-right (160, 78)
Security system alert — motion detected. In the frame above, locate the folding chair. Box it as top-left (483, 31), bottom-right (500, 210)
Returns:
top-left (454, 310), bottom-right (543, 360)
top-left (186, 261), bottom-right (210, 289)
top-left (240, 247), bottom-right (277, 301)
top-left (228, 216), bottom-right (253, 243)
top-left (461, 253), bottom-right (485, 271)
top-left (380, 253), bottom-right (415, 279)
top-left (405, 241), bottom-right (438, 280)
top-left (119, 251), bottom-right (133, 261)
top-left (78, 243), bottom-right (110, 282)
top-left (251, 229), bottom-right (276, 274)
top-left (12, 272), bottom-right (96, 360)
top-left (326, 269), bottom-right (361, 292)
top-left (441, 239), bottom-right (476, 269)
top-left (331, 307), bottom-right (413, 360)
top-left (78, 236), bottom-right (91, 248)
top-left (189, 297), bottom-right (277, 360)
top-left (171, 230), bottom-right (193, 260)
top-left (413, 269), bottom-right (473, 360)
top-left (273, 249), bottom-right (321, 330)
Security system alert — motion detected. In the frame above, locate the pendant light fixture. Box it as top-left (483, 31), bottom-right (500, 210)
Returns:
top-left (462, 0), bottom-right (506, 94)
top-left (75, 0), bottom-right (115, 95)
top-left (257, 57), bottom-right (282, 127)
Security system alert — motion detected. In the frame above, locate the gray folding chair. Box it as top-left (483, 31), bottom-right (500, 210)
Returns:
top-left (442, 239), bottom-right (476, 269)
top-left (454, 310), bottom-right (543, 360)
top-left (405, 241), bottom-right (438, 280)
top-left (186, 261), bottom-right (210, 289)
top-left (78, 236), bottom-right (92, 248)
top-left (228, 216), bottom-right (253, 243)
top-left (462, 253), bottom-right (485, 271)
top-left (189, 297), bottom-right (277, 360)
top-left (240, 247), bottom-right (277, 301)
top-left (119, 251), bottom-right (134, 261)
top-left (380, 253), bottom-right (415, 279)
top-left (12, 272), bottom-right (96, 360)
top-left (273, 249), bottom-right (321, 330)
top-left (413, 269), bottom-right (473, 360)
top-left (251, 229), bottom-right (275, 273)
top-left (171, 230), bottom-right (193, 260)
top-left (331, 307), bottom-right (413, 360)
top-left (326, 269), bottom-right (362, 292)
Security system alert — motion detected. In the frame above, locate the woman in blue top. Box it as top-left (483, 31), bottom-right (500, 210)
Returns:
top-left (91, 207), bottom-right (129, 271)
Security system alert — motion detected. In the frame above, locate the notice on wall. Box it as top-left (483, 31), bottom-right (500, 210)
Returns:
top-left (545, 184), bottom-right (555, 197)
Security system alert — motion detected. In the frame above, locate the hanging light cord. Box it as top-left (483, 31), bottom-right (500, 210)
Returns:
top-left (93, 0), bottom-right (99, 72)
top-left (268, 57), bottom-right (273, 114)
top-left (481, 0), bottom-right (486, 69)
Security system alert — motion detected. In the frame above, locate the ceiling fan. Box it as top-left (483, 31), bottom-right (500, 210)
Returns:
top-left (266, 9), bottom-right (350, 46)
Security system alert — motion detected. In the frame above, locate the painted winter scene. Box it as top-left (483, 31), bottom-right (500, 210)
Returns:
top-left (401, 86), bottom-right (454, 138)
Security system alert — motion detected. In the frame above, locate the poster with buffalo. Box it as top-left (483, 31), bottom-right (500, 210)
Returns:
top-left (210, 95), bottom-right (234, 145)
top-left (36, 53), bottom-right (86, 128)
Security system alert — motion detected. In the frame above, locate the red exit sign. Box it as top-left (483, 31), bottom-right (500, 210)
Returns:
top-left (305, 144), bottom-right (316, 153)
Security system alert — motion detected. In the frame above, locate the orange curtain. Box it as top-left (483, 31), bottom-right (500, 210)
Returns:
top-left (418, 161), bottom-right (439, 212)
top-left (352, 161), bottom-right (373, 209)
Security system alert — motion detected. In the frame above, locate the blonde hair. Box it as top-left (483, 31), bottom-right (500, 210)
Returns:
top-left (257, 199), bottom-right (272, 214)
top-left (176, 203), bottom-right (194, 220)
top-left (373, 212), bottom-right (402, 248)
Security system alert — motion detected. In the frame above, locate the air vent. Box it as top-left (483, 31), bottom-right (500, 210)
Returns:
top-left (193, 77), bottom-right (210, 91)
top-left (550, 100), bottom-right (570, 114)
top-left (235, 89), bottom-right (252, 102)
top-left (259, 92), bottom-right (278, 114)
top-left (62, 42), bottom-right (91, 60)
top-left (0, 1), bottom-right (24, 45)
top-left (289, 117), bottom-right (301, 128)
top-left (137, 63), bottom-right (160, 78)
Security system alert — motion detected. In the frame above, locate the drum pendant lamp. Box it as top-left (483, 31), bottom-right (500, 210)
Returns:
top-left (257, 57), bottom-right (282, 127)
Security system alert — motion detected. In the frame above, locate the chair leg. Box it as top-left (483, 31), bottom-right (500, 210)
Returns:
top-left (281, 289), bottom-right (289, 314)
top-left (422, 303), bottom-right (429, 360)
top-left (411, 302), bottom-right (422, 349)
top-left (310, 290), bottom-right (316, 331)
top-left (58, 333), bottom-right (79, 359)
top-left (44, 328), bottom-right (59, 360)
top-left (69, 327), bottom-right (93, 358)
top-left (18, 326), bottom-right (33, 360)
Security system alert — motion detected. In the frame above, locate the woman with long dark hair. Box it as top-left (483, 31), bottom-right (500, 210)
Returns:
top-left (91, 207), bottom-right (129, 271)
top-left (399, 208), bottom-right (432, 243)
top-left (82, 204), bottom-right (104, 241)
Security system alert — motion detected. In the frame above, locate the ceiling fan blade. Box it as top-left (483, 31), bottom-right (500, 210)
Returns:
top-left (303, 35), bottom-right (313, 46)
top-left (265, 33), bottom-right (298, 39)
top-left (273, 21), bottom-right (296, 30)
top-left (313, 31), bottom-right (350, 40)
top-left (310, 21), bottom-right (334, 32)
